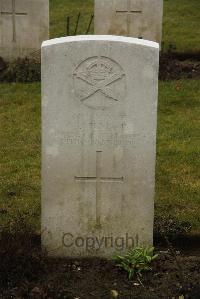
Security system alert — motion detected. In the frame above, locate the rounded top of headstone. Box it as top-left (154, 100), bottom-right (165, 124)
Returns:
top-left (42, 35), bottom-right (159, 50)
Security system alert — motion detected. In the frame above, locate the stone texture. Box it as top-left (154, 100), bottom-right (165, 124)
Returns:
top-left (42, 35), bottom-right (159, 258)
top-left (95, 0), bottom-right (163, 45)
top-left (0, 0), bottom-right (49, 61)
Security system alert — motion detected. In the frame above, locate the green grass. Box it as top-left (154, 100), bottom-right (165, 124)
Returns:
top-left (163, 0), bottom-right (200, 53)
top-left (0, 84), bottom-right (41, 233)
top-left (0, 81), bottom-right (199, 231)
top-left (156, 80), bottom-right (200, 229)
top-left (49, 0), bottom-right (200, 53)
top-left (50, 0), bottom-right (94, 38)
top-left (0, 1), bottom-right (199, 235)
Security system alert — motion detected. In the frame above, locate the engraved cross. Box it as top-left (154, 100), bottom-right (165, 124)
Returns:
top-left (1, 0), bottom-right (27, 42)
top-left (116, 0), bottom-right (142, 36)
top-left (75, 151), bottom-right (124, 227)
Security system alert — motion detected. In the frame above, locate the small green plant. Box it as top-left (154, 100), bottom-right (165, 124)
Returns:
top-left (114, 246), bottom-right (158, 280)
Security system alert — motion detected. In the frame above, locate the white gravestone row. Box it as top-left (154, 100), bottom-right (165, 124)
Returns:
top-left (95, 0), bottom-right (163, 45)
top-left (42, 35), bottom-right (159, 257)
top-left (0, 0), bottom-right (49, 61)
top-left (0, 0), bottom-right (163, 61)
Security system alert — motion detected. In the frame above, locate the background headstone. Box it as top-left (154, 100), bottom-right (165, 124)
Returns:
top-left (0, 0), bottom-right (49, 61)
top-left (95, 0), bottom-right (163, 45)
top-left (42, 35), bottom-right (159, 257)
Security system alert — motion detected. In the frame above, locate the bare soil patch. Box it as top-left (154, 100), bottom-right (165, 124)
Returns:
top-left (0, 234), bottom-right (200, 299)
top-left (159, 52), bottom-right (200, 80)
top-left (0, 52), bottom-right (200, 82)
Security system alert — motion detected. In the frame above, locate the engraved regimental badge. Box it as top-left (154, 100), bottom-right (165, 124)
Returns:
top-left (73, 56), bottom-right (126, 109)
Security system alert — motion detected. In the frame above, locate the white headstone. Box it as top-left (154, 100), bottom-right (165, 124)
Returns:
top-left (95, 0), bottom-right (163, 45)
top-left (0, 0), bottom-right (49, 61)
top-left (42, 35), bottom-right (159, 258)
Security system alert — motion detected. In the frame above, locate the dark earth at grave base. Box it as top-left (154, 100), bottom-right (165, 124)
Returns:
top-left (0, 52), bottom-right (200, 82)
top-left (0, 234), bottom-right (200, 299)
top-left (159, 53), bottom-right (200, 81)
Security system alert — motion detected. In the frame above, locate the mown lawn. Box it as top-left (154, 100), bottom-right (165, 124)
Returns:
top-left (0, 80), bottom-right (199, 232)
top-left (0, 0), bottom-right (199, 235)
top-left (0, 84), bottom-right (41, 233)
top-left (156, 80), bottom-right (200, 229)
top-left (49, 0), bottom-right (200, 53)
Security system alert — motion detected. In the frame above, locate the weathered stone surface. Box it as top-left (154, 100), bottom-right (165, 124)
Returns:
top-left (95, 0), bottom-right (163, 45)
top-left (42, 35), bottom-right (159, 257)
top-left (0, 0), bottom-right (49, 61)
